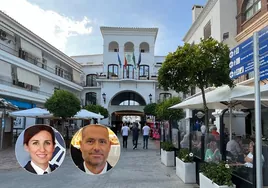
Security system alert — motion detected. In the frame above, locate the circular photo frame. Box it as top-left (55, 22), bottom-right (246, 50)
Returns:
top-left (70, 124), bottom-right (120, 175)
top-left (15, 124), bottom-right (66, 175)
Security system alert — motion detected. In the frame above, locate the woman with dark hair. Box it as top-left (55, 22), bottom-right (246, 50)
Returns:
top-left (23, 124), bottom-right (58, 175)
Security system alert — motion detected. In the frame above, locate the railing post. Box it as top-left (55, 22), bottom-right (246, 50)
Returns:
top-left (220, 108), bottom-right (228, 161)
top-left (201, 134), bottom-right (205, 161)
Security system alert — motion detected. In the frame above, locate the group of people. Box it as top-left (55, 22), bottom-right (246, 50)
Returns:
top-left (226, 136), bottom-right (265, 168)
top-left (121, 123), bottom-right (150, 150)
top-left (190, 123), bottom-right (265, 168)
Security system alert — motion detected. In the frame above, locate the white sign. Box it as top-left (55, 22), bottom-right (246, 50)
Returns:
top-left (13, 117), bottom-right (25, 129)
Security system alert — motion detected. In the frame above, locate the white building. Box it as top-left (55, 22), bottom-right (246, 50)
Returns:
top-left (0, 11), bottom-right (182, 147)
top-left (180, 0), bottom-right (240, 133)
top-left (72, 26), bottom-right (181, 126)
top-left (0, 11), bottom-right (83, 148)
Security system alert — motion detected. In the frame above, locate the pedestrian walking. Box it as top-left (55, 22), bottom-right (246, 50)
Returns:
top-left (132, 123), bottom-right (139, 149)
top-left (121, 123), bottom-right (130, 148)
top-left (142, 124), bottom-right (150, 149)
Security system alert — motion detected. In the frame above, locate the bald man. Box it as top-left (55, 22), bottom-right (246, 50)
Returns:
top-left (78, 124), bottom-right (113, 175)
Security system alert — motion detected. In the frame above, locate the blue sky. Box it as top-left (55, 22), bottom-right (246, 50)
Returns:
top-left (1, 0), bottom-right (207, 56)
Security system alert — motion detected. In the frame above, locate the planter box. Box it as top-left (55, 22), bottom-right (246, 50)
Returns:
top-left (199, 173), bottom-right (236, 188)
top-left (176, 157), bottom-right (196, 183)
top-left (161, 149), bottom-right (175, 167)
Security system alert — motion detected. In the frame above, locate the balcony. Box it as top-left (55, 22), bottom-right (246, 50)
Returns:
top-left (0, 43), bottom-right (81, 86)
top-left (83, 82), bottom-right (101, 88)
top-left (0, 77), bottom-right (52, 103)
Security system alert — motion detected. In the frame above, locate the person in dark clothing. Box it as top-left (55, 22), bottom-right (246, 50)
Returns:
top-left (132, 123), bottom-right (139, 149)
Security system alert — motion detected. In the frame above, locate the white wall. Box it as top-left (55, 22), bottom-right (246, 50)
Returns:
top-left (40, 78), bottom-right (57, 95)
top-left (103, 35), bottom-right (155, 75)
top-left (72, 54), bottom-right (103, 64)
top-left (219, 0), bottom-right (237, 48)
top-left (185, 1), bottom-right (222, 44)
top-left (101, 81), bottom-right (154, 108)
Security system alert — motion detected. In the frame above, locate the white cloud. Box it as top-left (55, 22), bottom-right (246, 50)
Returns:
top-left (0, 0), bottom-right (93, 52)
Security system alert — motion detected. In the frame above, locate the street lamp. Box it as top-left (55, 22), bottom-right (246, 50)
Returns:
top-left (102, 93), bottom-right (106, 103)
top-left (149, 94), bottom-right (152, 103)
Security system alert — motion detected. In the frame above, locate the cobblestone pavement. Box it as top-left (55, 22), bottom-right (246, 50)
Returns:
top-left (0, 147), bottom-right (20, 170)
top-left (0, 135), bottom-right (198, 188)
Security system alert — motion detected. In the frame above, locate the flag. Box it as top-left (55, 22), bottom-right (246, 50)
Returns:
top-left (117, 53), bottom-right (122, 67)
top-left (132, 52), bottom-right (136, 69)
top-left (124, 55), bottom-right (127, 68)
top-left (137, 52), bottom-right (141, 67)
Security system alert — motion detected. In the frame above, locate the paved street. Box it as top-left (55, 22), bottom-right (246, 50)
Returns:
top-left (0, 135), bottom-right (197, 188)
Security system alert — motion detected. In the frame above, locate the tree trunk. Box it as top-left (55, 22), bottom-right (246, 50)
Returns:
top-left (200, 87), bottom-right (209, 132)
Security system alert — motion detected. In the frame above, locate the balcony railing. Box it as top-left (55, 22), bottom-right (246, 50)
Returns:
top-left (84, 82), bottom-right (101, 87)
top-left (0, 77), bottom-right (52, 97)
top-left (95, 74), bottom-right (158, 81)
top-left (0, 43), bottom-right (81, 85)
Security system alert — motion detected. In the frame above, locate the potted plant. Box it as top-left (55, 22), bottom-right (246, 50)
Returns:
top-left (139, 75), bottom-right (148, 80)
top-left (98, 73), bottom-right (106, 79)
top-left (200, 161), bottom-right (236, 188)
top-left (176, 148), bottom-right (196, 183)
top-left (160, 141), bottom-right (175, 167)
top-left (111, 73), bottom-right (118, 79)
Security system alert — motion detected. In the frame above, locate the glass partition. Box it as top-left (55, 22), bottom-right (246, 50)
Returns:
top-left (192, 131), bottom-right (202, 158)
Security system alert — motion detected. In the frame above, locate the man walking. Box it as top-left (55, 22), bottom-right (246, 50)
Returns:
top-left (121, 123), bottom-right (130, 148)
top-left (142, 124), bottom-right (150, 149)
top-left (132, 123), bottom-right (139, 149)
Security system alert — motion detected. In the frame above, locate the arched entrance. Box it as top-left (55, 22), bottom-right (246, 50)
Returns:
top-left (109, 91), bottom-right (147, 134)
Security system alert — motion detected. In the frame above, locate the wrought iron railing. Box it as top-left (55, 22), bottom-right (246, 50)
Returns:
top-left (0, 43), bottom-right (81, 85)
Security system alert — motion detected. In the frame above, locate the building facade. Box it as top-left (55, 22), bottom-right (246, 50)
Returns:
top-left (0, 11), bottom-right (83, 148)
top-left (180, 0), bottom-right (238, 133)
top-left (72, 27), bottom-right (181, 126)
top-left (234, 0), bottom-right (268, 140)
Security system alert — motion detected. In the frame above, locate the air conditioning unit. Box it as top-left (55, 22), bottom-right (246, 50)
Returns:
top-left (0, 29), bottom-right (7, 40)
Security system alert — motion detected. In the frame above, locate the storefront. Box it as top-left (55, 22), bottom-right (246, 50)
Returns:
top-left (4, 98), bottom-right (36, 109)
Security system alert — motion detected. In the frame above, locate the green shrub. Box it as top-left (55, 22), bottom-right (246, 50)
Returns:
top-left (161, 141), bottom-right (175, 151)
top-left (177, 148), bottom-right (194, 163)
top-left (200, 161), bottom-right (233, 186)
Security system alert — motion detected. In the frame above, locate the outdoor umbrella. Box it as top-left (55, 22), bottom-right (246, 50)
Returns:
top-left (169, 85), bottom-right (268, 140)
top-left (9, 107), bottom-right (52, 118)
top-left (73, 109), bottom-right (104, 119)
top-left (231, 84), bottom-right (268, 102)
top-left (169, 85), bottom-right (264, 110)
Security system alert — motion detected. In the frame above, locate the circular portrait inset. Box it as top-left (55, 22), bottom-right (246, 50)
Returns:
top-left (15, 124), bottom-right (66, 175)
top-left (70, 124), bottom-right (120, 175)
